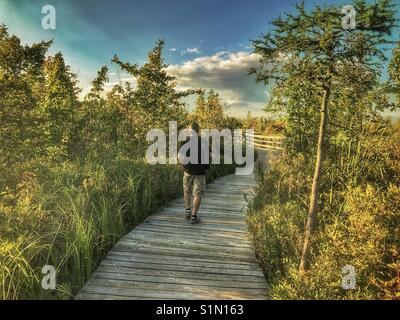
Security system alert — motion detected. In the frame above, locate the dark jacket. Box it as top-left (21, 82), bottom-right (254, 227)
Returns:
top-left (179, 136), bottom-right (210, 176)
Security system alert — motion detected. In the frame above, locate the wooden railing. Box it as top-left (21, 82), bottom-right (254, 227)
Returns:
top-left (244, 132), bottom-right (284, 150)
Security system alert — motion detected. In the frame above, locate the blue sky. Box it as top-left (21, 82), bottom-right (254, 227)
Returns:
top-left (1, 0), bottom-right (399, 117)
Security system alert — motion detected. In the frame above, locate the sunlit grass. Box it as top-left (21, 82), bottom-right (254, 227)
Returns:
top-left (0, 158), bottom-right (235, 299)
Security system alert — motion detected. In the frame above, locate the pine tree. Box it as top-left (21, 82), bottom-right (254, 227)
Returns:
top-left (193, 90), bottom-right (206, 124)
top-left (251, 0), bottom-right (397, 272)
top-left (112, 40), bottom-right (199, 131)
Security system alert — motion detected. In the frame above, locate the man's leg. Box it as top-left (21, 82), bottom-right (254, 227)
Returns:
top-left (190, 176), bottom-right (205, 224)
top-left (192, 196), bottom-right (202, 216)
top-left (183, 174), bottom-right (193, 219)
top-left (184, 191), bottom-right (191, 209)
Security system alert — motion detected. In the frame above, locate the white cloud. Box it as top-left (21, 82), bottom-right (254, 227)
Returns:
top-left (169, 48), bottom-right (177, 52)
top-left (167, 51), bottom-right (268, 117)
top-left (181, 47), bottom-right (202, 55)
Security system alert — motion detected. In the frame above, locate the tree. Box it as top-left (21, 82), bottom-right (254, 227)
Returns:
top-left (71, 66), bottom-right (112, 159)
top-left (112, 40), bottom-right (199, 132)
top-left (192, 90), bottom-right (206, 123)
top-left (192, 89), bottom-right (227, 129)
top-left (41, 52), bottom-right (80, 157)
top-left (251, 0), bottom-right (396, 272)
top-left (389, 41), bottom-right (400, 107)
top-left (110, 40), bottom-right (202, 158)
top-left (0, 24), bottom-right (52, 168)
top-left (85, 66), bottom-right (109, 102)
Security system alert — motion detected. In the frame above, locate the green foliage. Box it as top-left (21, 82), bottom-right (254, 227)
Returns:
top-left (41, 53), bottom-right (80, 155)
top-left (192, 89), bottom-right (231, 130)
top-left (252, 0), bottom-right (397, 155)
top-left (112, 40), bottom-right (198, 132)
top-left (270, 184), bottom-right (400, 300)
top-left (0, 26), bottom-right (237, 300)
top-left (0, 24), bottom-right (52, 167)
top-left (241, 112), bottom-right (285, 135)
top-left (389, 41), bottom-right (400, 106)
top-left (0, 160), bottom-right (185, 299)
top-left (248, 122), bottom-right (400, 299)
top-left (248, 0), bottom-right (399, 287)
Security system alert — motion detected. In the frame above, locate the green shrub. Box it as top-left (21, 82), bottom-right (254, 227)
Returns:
top-left (270, 184), bottom-right (400, 300)
top-left (248, 124), bottom-right (400, 299)
top-left (247, 202), bottom-right (305, 281)
top-left (248, 162), bottom-right (400, 299)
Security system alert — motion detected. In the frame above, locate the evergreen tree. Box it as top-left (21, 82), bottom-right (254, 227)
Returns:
top-left (112, 40), bottom-right (198, 131)
top-left (251, 0), bottom-right (397, 272)
top-left (192, 89), bottom-right (227, 129)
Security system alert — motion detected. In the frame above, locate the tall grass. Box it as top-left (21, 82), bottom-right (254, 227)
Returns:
top-left (0, 237), bottom-right (43, 300)
top-left (0, 159), bottom-right (235, 299)
top-left (1, 160), bottom-right (176, 299)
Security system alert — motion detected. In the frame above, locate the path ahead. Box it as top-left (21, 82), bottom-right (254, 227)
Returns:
top-left (76, 173), bottom-right (268, 300)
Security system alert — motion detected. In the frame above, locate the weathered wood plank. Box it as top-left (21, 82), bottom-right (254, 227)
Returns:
top-left (141, 220), bottom-right (248, 234)
top-left (108, 250), bottom-right (259, 268)
top-left (86, 276), bottom-right (267, 294)
top-left (164, 206), bottom-right (247, 216)
top-left (120, 236), bottom-right (254, 256)
top-left (123, 231), bottom-right (252, 248)
top-left (92, 265), bottom-right (265, 284)
top-left (136, 222), bottom-right (249, 236)
top-left (79, 283), bottom-right (265, 300)
top-left (100, 258), bottom-right (264, 277)
top-left (75, 292), bottom-right (156, 300)
top-left (113, 241), bottom-right (258, 263)
top-left (160, 210), bottom-right (247, 221)
top-left (105, 251), bottom-right (262, 271)
top-left (135, 225), bottom-right (249, 240)
top-left (95, 265), bottom-right (266, 285)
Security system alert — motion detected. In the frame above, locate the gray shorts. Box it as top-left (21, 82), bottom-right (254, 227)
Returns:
top-left (183, 173), bottom-right (206, 197)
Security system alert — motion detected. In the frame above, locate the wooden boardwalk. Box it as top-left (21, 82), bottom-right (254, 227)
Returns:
top-left (76, 173), bottom-right (268, 300)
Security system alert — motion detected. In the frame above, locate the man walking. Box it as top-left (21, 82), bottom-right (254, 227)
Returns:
top-left (179, 122), bottom-right (210, 224)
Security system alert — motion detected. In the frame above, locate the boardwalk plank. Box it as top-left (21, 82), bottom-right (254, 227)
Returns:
top-left (109, 250), bottom-right (259, 267)
top-left (94, 265), bottom-right (265, 284)
top-left (78, 284), bottom-right (265, 300)
top-left (113, 241), bottom-right (258, 263)
top-left (105, 252), bottom-right (262, 271)
top-left (123, 231), bottom-right (252, 248)
top-left (100, 258), bottom-right (264, 277)
top-left (113, 237), bottom-right (255, 257)
top-left (86, 277), bottom-right (267, 293)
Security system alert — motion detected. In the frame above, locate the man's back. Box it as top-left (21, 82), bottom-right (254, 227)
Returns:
top-left (181, 136), bottom-right (210, 176)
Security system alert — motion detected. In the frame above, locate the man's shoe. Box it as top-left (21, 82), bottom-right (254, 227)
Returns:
top-left (190, 215), bottom-right (201, 224)
top-left (185, 209), bottom-right (192, 220)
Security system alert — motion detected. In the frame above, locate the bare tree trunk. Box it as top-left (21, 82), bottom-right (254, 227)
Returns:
top-left (299, 87), bottom-right (330, 273)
